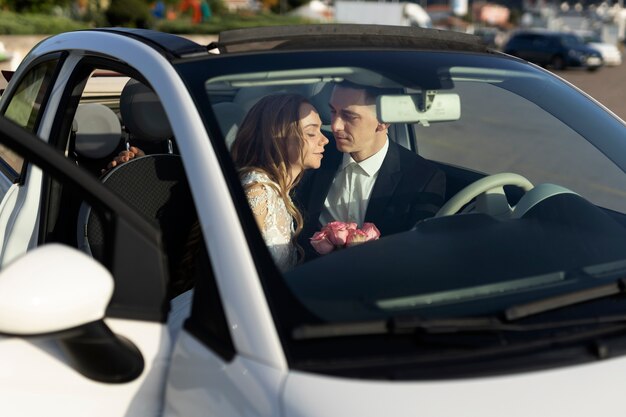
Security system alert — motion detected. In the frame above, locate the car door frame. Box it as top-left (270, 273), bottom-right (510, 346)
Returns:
top-left (0, 52), bottom-right (70, 266)
top-left (0, 105), bottom-right (176, 416)
top-left (6, 26), bottom-right (288, 397)
top-left (0, 38), bottom-right (181, 417)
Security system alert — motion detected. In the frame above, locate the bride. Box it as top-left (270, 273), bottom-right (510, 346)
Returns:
top-left (106, 92), bottom-right (327, 274)
top-left (230, 93), bottom-right (328, 271)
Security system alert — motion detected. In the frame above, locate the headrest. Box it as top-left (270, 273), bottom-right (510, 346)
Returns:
top-left (212, 102), bottom-right (246, 149)
top-left (73, 103), bottom-right (122, 159)
top-left (233, 84), bottom-right (316, 113)
top-left (308, 82), bottom-right (333, 125)
top-left (119, 79), bottom-right (173, 142)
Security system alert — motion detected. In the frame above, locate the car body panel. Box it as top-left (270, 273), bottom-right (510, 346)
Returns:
top-left (588, 41), bottom-right (622, 66)
top-left (574, 30), bottom-right (622, 66)
top-left (164, 329), bottom-right (285, 417)
top-left (0, 183), bottom-right (21, 259)
top-left (0, 320), bottom-right (171, 416)
top-left (0, 164), bottom-right (42, 265)
top-left (281, 356), bottom-right (626, 417)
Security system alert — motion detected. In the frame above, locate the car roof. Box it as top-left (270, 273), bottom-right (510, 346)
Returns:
top-left (92, 27), bottom-right (209, 59)
top-left (211, 24), bottom-right (488, 54)
top-left (80, 25), bottom-right (487, 60)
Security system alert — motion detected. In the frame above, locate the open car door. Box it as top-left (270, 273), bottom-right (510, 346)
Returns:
top-left (0, 115), bottom-right (177, 417)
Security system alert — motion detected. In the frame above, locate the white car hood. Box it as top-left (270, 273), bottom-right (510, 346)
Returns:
top-left (282, 354), bottom-right (626, 416)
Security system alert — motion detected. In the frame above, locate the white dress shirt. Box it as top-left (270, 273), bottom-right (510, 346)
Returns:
top-left (320, 139), bottom-right (389, 226)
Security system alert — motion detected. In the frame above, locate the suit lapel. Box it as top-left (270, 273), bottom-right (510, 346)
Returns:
top-left (364, 142), bottom-right (401, 226)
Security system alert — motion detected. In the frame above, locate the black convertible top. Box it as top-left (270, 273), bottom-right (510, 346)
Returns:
top-left (88, 25), bottom-right (488, 59)
top-left (93, 27), bottom-right (209, 59)
top-left (211, 24), bottom-right (488, 54)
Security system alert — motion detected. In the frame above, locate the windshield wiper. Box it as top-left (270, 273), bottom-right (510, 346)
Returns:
top-left (504, 277), bottom-right (626, 320)
top-left (292, 314), bottom-right (626, 340)
top-left (292, 277), bottom-right (626, 340)
top-left (292, 316), bottom-right (502, 340)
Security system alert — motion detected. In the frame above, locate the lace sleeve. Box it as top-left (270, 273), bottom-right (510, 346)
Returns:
top-left (245, 182), bottom-right (272, 231)
top-left (243, 179), bottom-right (296, 271)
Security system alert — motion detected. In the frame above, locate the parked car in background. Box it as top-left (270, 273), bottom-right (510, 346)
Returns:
top-left (474, 26), bottom-right (501, 48)
top-left (575, 29), bottom-right (622, 66)
top-left (503, 29), bottom-right (604, 70)
top-left (0, 25), bottom-right (626, 417)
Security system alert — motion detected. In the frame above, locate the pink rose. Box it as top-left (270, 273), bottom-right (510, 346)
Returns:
top-left (346, 229), bottom-right (368, 246)
top-left (311, 221), bottom-right (381, 255)
top-left (324, 221), bottom-right (352, 246)
top-left (346, 222), bottom-right (358, 231)
top-left (310, 230), bottom-right (335, 255)
top-left (361, 222), bottom-right (381, 241)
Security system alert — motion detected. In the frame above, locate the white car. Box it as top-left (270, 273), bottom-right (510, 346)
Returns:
top-left (577, 30), bottom-right (622, 66)
top-left (0, 26), bottom-right (626, 417)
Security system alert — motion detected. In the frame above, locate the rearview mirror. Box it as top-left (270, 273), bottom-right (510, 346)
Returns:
top-left (377, 92), bottom-right (461, 124)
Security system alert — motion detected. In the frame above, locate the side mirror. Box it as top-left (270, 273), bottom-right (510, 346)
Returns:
top-left (377, 92), bottom-right (461, 125)
top-left (0, 244), bottom-right (112, 334)
top-left (0, 244), bottom-right (144, 383)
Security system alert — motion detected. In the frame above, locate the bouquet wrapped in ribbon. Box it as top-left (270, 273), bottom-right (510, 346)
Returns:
top-left (310, 221), bottom-right (380, 255)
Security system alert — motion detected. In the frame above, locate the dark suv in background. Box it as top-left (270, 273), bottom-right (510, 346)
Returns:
top-left (503, 30), bottom-right (603, 71)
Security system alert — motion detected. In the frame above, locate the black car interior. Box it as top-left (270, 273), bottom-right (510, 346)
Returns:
top-left (48, 71), bottom-right (198, 301)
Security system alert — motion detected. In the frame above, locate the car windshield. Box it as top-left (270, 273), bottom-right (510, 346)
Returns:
top-left (176, 49), bottom-right (626, 368)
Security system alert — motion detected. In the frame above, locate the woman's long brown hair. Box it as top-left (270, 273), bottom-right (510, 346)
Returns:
top-left (230, 93), bottom-right (312, 255)
top-left (175, 94), bottom-right (312, 288)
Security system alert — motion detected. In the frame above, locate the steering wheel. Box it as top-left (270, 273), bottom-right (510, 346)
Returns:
top-left (436, 172), bottom-right (534, 218)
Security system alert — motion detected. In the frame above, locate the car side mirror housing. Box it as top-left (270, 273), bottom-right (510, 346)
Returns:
top-left (0, 244), bottom-right (144, 383)
top-left (0, 244), bottom-right (112, 335)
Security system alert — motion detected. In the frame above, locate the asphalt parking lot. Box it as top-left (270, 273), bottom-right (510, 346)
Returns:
top-left (554, 65), bottom-right (626, 121)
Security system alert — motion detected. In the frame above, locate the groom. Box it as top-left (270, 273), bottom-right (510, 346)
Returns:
top-left (296, 81), bottom-right (446, 258)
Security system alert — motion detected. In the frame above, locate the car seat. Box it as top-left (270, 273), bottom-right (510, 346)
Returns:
top-left (212, 101), bottom-right (246, 149)
top-left (233, 84), bottom-right (314, 113)
top-left (72, 103), bottom-right (124, 175)
top-left (77, 80), bottom-right (197, 299)
top-left (308, 81), bottom-right (333, 126)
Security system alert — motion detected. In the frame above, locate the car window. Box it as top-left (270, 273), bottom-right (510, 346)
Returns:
top-left (1, 59), bottom-right (58, 176)
top-left (192, 53), bottom-right (626, 314)
top-left (0, 110), bottom-right (170, 322)
top-left (415, 72), bottom-right (626, 213)
top-left (175, 47), bottom-right (626, 377)
top-left (561, 34), bottom-right (583, 46)
top-left (203, 64), bottom-right (626, 215)
top-left (45, 63), bottom-right (197, 305)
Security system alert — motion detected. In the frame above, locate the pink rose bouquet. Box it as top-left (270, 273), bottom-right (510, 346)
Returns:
top-left (310, 221), bottom-right (380, 255)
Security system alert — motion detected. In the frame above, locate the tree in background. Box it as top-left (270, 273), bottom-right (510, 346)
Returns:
top-left (105, 0), bottom-right (151, 27)
top-left (260, 0), bottom-right (309, 14)
top-left (70, 0), bottom-right (109, 27)
top-left (1, 0), bottom-right (72, 13)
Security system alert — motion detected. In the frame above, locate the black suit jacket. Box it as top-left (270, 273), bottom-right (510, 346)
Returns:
top-left (296, 140), bottom-right (446, 258)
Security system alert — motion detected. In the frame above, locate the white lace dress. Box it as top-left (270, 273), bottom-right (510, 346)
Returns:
top-left (241, 170), bottom-right (297, 271)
